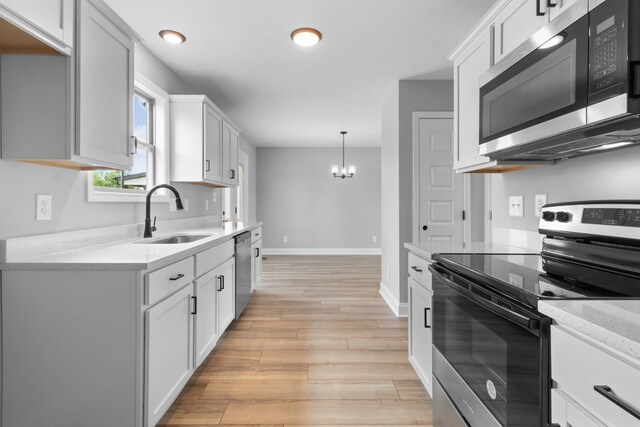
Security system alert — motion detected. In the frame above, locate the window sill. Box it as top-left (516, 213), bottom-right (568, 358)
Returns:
top-left (88, 187), bottom-right (170, 203)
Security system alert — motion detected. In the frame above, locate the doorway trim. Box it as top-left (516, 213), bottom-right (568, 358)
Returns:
top-left (412, 111), bottom-right (478, 245)
top-left (239, 150), bottom-right (249, 222)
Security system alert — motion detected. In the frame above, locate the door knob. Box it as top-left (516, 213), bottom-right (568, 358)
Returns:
top-left (422, 225), bottom-right (428, 231)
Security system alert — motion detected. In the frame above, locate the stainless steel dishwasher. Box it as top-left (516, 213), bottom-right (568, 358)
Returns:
top-left (234, 231), bottom-right (252, 318)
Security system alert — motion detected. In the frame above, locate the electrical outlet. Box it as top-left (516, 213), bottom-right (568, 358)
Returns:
top-left (36, 194), bottom-right (52, 221)
top-left (282, 236), bottom-right (288, 243)
top-left (509, 196), bottom-right (524, 217)
top-left (371, 236), bottom-right (377, 243)
top-left (212, 192), bottom-right (217, 202)
top-left (205, 199), bottom-right (209, 210)
top-left (534, 194), bottom-right (548, 217)
top-left (509, 273), bottom-right (524, 289)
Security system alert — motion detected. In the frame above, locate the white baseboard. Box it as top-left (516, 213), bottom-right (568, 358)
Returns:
top-left (262, 248), bottom-right (382, 255)
top-left (379, 281), bottom-right (408, 318)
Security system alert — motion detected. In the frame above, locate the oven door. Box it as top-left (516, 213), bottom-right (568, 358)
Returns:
top-left (429, 264), bottom-right (549, 427)
top-left (478, 2), bottom-right (589, 156)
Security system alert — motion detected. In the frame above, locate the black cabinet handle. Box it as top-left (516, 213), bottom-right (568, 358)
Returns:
top-left (411, 266), bottom-right (422, 273)
top-left (221, 275), bottom-right (225, 290)
top-left (536, 0), bottom-right (547, 15)
top-left (594, 385), bottom-right (640, 420)
top-left (191, 296), bottom-right (197, 315)
top-left (256, 247), bottom-right (260, 258)
top-left (169, 273), bottom-right (185, 281)
top-left (424, 307), bottom-right (431, 328)
top-left (230, 169), bottom-right (236, 179)
top-left (217, 275), bottom-right (222, 291)
top-left (205, 160), bottom-right (211, 172)
top-left (422, 225), bottom-right (428, 231)
top-left (547, 0), bottom-right (558, 7)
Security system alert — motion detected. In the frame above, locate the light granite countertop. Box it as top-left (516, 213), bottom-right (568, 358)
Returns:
top-left (0, 221), bottom-right (262, 271)
top-left (539, 300), bottom-right (640, 362)
top-left (404, 241), bottom-right (538, 260)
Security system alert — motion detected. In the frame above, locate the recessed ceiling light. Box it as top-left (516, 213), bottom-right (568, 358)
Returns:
top-left (159, 30), bottom-right (186, 45)
top-left (291, 27), bottom-right (322, 47)
top-left (539, 34), bottom-right (565, 49)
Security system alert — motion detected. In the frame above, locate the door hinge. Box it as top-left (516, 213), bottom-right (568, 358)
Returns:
top-left (462, 210), bottom-right (466, 221)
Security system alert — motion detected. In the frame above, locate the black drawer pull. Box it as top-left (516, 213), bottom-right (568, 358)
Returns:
top-left (594, 385), bottom-right (640, 420)
top-left (217, 275), bottom-right (225, 291)
top-left (411, 266), bottom-right (422, 273)
top-left (424, 307), bottom-right (431, 328)
top-left (256, 247), bottom-right (260, 258)
top-left (169, 273), bottom-right (185, 281)
top-left (191, 296), bottom-right (197, 315)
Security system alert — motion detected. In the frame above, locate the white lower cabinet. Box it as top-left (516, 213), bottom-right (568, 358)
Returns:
top-left (194, 270), bottom-right (219, 367)
top-left (145, 284), bottom-right (194, 427)
top-left (251, 239), bottom-right (262, 291)
top-left (551, 389), bottom-right (604, 427)
top-left (408, 277), bottom-right (433, 397)
top-left (216, 257), bottom-right (236, 335)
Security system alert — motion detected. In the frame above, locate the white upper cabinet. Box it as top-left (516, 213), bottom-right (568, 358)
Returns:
top-left (453, 27), bottom-right (494, 172)
top-left (76, 0), bottom-right (134, 169)
top-left (1, 0), bottom-right (74, 52)
top-left (494, 0), bottom-right (549, 62)
top-left (171, 95), bottom-right (241, 188)
top-left (0, 0), bottom-right (138, 170)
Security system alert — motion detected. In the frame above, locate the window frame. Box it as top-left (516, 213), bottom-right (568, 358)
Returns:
top-left (87, 72), bottom-right (170, 203)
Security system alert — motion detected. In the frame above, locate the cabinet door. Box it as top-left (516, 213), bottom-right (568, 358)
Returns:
top-left (408, 278), bottom-right (433, 397)
top-left (494, 0), bottom-right (548, 63)
top-left (2, 0), bottom-right (73, 48)
top-left (77, 0), bottom-right (134, 169)
top-left (194, 271), bottom-right (218, 367)
top-left (454, 28), bottom-right (493, 171)
top-left (204, 105), bottom-right (224, 183)
top-left (228, 125), bottom-right (239, 186)
top-left (145, 284), bottom-right (193, 427)
top-left (255, 240), bottom-right (262, 284)
top-left (216, 258), bottom-right (235, 335)
top-left (250, 242), bottom-right (258, 292)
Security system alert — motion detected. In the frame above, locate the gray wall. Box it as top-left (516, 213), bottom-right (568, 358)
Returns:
top-left (381, 80), bottom-right (454, 306)
top-left (492, 145), bottom-right (640, 232)
top-left (0, 45), bottom-right (257, 238)
top-left (256, 147), bottom-right (381, 250)
top-left (239, 136), bottom-right (257, 223)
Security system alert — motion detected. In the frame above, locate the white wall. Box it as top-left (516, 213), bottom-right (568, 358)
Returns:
top-left (239, 136), bottom-right (257, 223)
top-left (492, 145), bottom-right (640, 232)
top-left (0, 45), bottom-right (257, 238)
top-left (381, 80), bottom-right (454, 313)
top-left (256, 147), bottom-right (381, 252)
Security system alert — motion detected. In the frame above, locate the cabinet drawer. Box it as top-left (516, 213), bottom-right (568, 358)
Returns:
top-left (146, 257), bottom-right (195, 306)
top-left (251, 227), bottom-right (262, 244)
top-left (551, 326), bottom-right (640, 427)
top-left (408, 252), bottom-right (431, 291)
top-left (196, 239), bottom-right (234, 277)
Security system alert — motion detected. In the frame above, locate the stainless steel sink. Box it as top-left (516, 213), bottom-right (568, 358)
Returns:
top-left (135, 234), bottom-right (211, 244)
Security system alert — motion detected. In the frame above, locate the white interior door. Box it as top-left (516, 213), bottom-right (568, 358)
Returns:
top-left (416, 114), bottom-right (464, 249)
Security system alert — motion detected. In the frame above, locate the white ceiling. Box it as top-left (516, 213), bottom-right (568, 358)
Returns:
top-left (104, 0), bottom-right (496, 147)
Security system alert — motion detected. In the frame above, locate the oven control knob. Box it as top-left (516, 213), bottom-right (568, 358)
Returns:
top-left (556, 212), bottom-right (570, 222)
top-left (542, 211), bottom-right (556, 221)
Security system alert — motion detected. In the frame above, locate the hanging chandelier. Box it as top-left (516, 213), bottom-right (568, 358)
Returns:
top-left (331, 131), bottom-right (356, 179)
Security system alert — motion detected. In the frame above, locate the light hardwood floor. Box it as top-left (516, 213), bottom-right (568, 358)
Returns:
top-left (158, 255), bottom-right (432, 426)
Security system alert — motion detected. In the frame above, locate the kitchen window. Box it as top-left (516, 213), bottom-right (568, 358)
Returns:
top-left (88, 72), bottom-right (170, 202)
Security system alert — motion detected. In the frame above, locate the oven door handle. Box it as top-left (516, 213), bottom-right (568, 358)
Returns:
top-left (429, 264), bottom-right (540, 332)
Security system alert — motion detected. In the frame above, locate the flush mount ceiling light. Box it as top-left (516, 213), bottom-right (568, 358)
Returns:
top-left (539, 34), bottom-right (565, 49)
top-left (291, 27), bottom-right (322, 47)
top-left (159, 29), bottom-right (186, 45)
top-left (331, 131), bottom-right (356, 179)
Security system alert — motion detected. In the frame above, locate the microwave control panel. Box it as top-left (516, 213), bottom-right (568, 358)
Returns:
top-left (589, 0), bottom-right (627, 101)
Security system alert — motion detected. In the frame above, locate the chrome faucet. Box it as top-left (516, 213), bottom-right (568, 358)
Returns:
top-left (144, 184), bottom-right (184, 238)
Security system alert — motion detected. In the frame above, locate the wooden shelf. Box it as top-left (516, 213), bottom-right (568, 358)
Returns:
top-left (0, 17), bottom-right (62, 55)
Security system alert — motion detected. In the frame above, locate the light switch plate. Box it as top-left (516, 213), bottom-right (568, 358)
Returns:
top-left (282, 236), bottom-right (288, 243)
top-left (36, 194), bottom-right (52, 221)
top-left (509, 196), bottom-right (524, 217)
top-left (534, 194), bottom-right (548, 217)
top-left (372, 236), bottom-right (377, 243)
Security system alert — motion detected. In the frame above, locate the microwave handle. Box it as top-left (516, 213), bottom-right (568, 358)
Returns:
top-left (429, 264), bottom-right (541, 332)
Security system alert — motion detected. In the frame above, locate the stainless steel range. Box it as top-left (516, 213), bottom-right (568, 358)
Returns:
top-left (429, 201), bottom-right (640, 427)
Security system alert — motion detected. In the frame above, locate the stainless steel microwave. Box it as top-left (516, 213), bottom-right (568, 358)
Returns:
top-left (478, 0), bottom-right (640, 161)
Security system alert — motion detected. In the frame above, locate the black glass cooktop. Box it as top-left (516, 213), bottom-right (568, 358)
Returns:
top-left (433, 253), bottom-right (640, 309)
